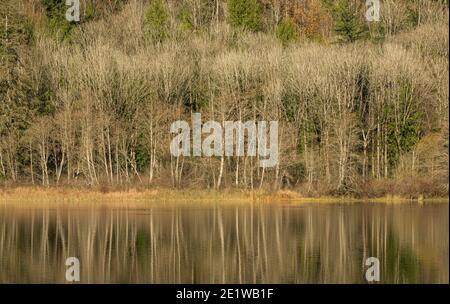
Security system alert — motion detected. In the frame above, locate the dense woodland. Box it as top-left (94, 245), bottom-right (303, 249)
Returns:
top-left (0, 0), bottom-right (448, 197)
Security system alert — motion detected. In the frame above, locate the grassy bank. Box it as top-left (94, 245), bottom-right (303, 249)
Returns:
top-left (0, 186), bottom-right (447, 207)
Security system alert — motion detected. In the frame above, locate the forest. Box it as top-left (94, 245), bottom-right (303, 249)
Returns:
top-left (0, 0), bottom-right (448, 198)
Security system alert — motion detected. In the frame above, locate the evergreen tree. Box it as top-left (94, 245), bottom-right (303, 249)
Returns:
top-left (144, 0), bottom-right (169, 43)
top-left (228, 0), bottom-right (262, 32)
top-left (275, 19), bottom-right (297, 46)
top-left (178, 5), bottom-right (193, 32)
top-left (332, 0), bottom-right (364, 43)
top-left (41, 0), bottom-right (75, 39)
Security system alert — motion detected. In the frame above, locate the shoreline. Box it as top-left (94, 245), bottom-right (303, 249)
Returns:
top-left (0, 186), bottom-right (448, 207)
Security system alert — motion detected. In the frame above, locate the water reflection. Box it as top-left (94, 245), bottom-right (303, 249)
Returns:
top-left (0, 204), bottom-right (447, 283)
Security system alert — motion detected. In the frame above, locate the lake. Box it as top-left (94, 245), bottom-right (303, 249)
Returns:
top-left (0, 203), bottom-right (448, 283)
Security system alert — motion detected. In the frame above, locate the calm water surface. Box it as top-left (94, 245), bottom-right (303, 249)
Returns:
top-left (0, 203), bottom-right (448, 283)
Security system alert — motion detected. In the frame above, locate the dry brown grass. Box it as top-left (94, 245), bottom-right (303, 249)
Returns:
top-left (1, 186), bottom-right (447, 208)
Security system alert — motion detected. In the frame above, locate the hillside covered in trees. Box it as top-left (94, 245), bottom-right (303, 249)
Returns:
top-left (0, 0), bottom-right (448, 198)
